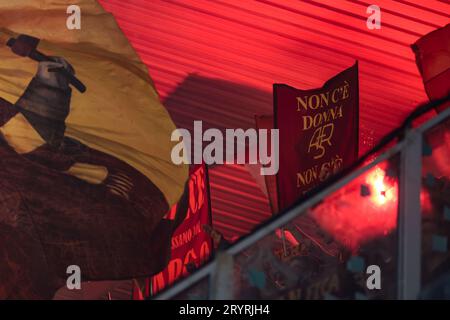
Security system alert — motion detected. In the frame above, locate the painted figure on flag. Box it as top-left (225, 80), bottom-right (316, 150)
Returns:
top-left (0, 0), bottom-right (188, 299)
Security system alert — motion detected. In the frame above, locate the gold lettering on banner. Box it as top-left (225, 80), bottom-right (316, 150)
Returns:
top-left (308, 123), bottom-right (334, 159)
top-left (297, 155), bottom-right (343, 188)
top-left (296, 81), bottom-right (349, 160)
top-left (294, 79), bottom-right (351, 190)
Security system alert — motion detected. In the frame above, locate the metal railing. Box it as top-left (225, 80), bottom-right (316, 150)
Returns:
top-left (155, 105), bottom-right (450, 300)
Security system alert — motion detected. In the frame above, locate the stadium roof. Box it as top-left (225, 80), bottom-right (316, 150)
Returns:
top-left (99, 0), bottom-right (448, 239)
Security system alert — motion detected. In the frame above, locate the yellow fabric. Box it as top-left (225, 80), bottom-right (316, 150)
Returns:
top-left (66, 163), bottom-right (108, 185)
top-left (0, 0), bottom-right (188, 206)
top-left (0, 113), bottom-right (45, 154)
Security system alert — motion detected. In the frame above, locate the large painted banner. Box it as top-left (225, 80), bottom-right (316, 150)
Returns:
top-left (274, 62), bottom-right (359, 209)
top-left (0, 0), bottom-right (188, 299)
top-left (150, 164), bottom-right (213, 295)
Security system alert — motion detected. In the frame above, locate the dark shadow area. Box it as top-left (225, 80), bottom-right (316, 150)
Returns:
top-left (163, 73), bottom-right (273, 134)
top-left (163, 73), bottom-right (274, 237)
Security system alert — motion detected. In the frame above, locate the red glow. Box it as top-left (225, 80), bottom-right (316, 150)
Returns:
top-left (276, 228), bottom-right (299, 247)
top-left (366, 167), bottom-right (397, 206)
top-left (420, 188), bottom-right (433, 216)
top-left (311, 163), bottom-right (398, 252)
top-left (97, 0), bottom-right (448, 241)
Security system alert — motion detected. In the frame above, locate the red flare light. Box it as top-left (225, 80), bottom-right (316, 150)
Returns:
top-left (366, 166), bottom-right (397, 207)
top-left (311, 163), bottom-right (399, 252)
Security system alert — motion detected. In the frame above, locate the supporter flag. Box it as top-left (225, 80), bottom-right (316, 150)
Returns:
top-left (150, 164), bottom-right (214, 296)
top-left (255, 115), bottom-right (279, 214)
top-left (0, 0), bottom-right (188, 299)
top-left (274, 62), bottom-right (359, 209)
top-left (412, 23), bottom-right (450, 112)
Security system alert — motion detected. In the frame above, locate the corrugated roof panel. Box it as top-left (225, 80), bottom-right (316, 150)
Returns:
top-left (99, 0), bottom-right (449, 239)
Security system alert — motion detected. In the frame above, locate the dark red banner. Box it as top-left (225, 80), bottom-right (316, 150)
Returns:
top-left (150, 164), bottom-right (213, 295)
top-left (274, 62), bottom-right (359, 209)
top-left (255, 115), bottom-right (279, 214)
top-left (412, 23), bottom-right (450, 112)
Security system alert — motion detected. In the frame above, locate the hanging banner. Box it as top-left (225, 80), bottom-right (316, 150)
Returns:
top-left (0, 0), bottom-right (188, 299)
top-left (411, 23), bottom-right (450, 112)
top-left (255, 115), bottom-right (279, 214)
top-left (150, 164), bottom-right (213, 295)
top-left (274, 62), bottom-right (359, 209)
